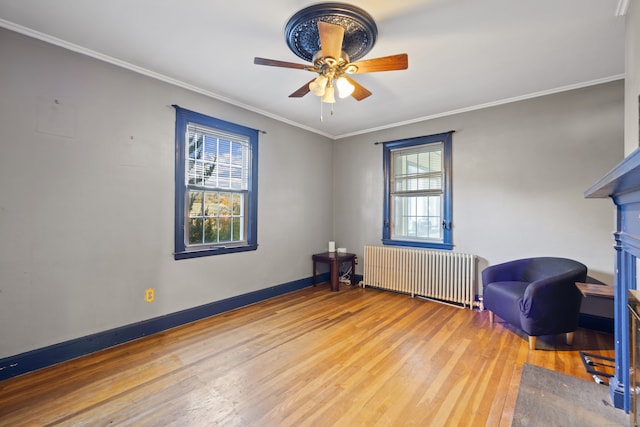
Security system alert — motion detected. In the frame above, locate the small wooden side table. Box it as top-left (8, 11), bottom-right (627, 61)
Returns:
top-left (576, 282), bottom-right (614, 299)
top-left (312, 252), bottom-right (357, 291)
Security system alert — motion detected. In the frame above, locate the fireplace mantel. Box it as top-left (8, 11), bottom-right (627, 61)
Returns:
top-left (586, 146), bottom-right (640, 411)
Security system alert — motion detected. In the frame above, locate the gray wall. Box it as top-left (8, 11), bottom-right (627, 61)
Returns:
top-left (333, 81), bottom-right (624, 287)
top-left (0, 25), bottom-right (626, 360)
top-left (0, 29), bottom-right (334, 358)
top-left (625, 1), bottom-right (640, 155)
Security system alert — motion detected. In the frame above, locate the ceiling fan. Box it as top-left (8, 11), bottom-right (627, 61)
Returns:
top-left (254, 3), bottom-right (408, 104)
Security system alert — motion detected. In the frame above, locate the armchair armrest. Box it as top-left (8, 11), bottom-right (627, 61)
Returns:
top-left (519, 270), bottom-right (585, 334)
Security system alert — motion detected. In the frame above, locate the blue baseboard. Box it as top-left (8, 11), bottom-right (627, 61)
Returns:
top-left (0, 274), bottom-right (329, 382)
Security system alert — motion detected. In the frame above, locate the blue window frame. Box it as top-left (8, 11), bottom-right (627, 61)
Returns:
top-left (382, 131), bottom-right (453, 250)
top-left (173, 106), bottom-right (258, 259)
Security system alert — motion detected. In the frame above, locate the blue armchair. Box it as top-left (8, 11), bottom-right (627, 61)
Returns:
top-left (482, 257), bottom-right (587, 350)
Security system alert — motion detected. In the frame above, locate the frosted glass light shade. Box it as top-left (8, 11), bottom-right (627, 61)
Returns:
top-left (309, 75), bottom-right (328, 96)
top-left (321, 85), bottom-right (336, 103)
top-left (336, 77), bottom-right (355, 98)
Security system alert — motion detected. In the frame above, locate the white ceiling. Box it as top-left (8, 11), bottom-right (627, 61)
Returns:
top-left (0, 0), bottom-right (627, 139)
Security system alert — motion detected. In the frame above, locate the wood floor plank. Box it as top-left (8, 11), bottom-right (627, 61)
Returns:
top-left (0, 284), bottom-right (616, 426)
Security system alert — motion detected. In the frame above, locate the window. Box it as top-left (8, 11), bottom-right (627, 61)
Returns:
top-left (382, 132), bottom-right (453, 250)
top-left (173, 106), bottom-right (258, 259)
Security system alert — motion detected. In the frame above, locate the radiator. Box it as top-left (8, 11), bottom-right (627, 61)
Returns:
top-left (363, 245), bottom-right (477, 309)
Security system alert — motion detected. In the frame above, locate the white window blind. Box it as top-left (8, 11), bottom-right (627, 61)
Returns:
top-left (391, 142), bottom-right (443, 194)
top-left (186, 123), bottom-right (250, 191)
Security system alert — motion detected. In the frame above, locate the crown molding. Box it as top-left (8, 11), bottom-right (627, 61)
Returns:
top-left (0, 19), bottom-right (335, 140)
top-left (0, 18), bottom-right (625, 142)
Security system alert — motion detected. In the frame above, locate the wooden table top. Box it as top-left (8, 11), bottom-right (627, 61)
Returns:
top-left (575, 282), bottom-right (614, 299)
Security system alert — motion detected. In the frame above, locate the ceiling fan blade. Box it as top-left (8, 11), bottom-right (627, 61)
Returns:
top-left (344, 76), bottom-right (372, 101)
top-left (289, 79), bottom-right (315, 98)
top-left (318, 21), bottom-right (344, 59)
top-left (254, 57), bottom-right (309, 70)
top-left (350, 54), bottom-right (408, 73)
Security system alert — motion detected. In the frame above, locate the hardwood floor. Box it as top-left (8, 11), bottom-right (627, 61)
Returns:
top-left (0, 284), bottom-right (615, 426)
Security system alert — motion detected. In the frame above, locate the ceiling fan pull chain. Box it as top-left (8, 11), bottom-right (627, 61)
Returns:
top-left (320, 98), bottom-right (324, 122)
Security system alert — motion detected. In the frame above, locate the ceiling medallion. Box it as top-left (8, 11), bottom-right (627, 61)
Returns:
top-left (284, 3), bottom-right (378, 63)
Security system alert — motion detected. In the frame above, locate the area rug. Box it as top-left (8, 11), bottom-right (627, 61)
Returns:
top-left (512, 363), bottom-right (627, 427)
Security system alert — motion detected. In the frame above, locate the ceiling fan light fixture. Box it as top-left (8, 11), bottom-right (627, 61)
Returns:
top-left (309, 75), bottom-right (328, 96)
top-left (336, 77), bottom-right (355, 99)
top-left (321, 85), bottom-right (336, 104)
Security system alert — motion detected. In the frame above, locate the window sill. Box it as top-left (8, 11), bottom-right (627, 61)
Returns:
top-left (381, 239), bottom-right (452, 251)
top-left (174, 244), bottom-right (258, 260)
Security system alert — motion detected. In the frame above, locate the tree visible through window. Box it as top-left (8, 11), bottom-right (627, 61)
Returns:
top-left (174, 106), bottom-right (258, 259)
top-left (382, 132), bottom-right (453, 250)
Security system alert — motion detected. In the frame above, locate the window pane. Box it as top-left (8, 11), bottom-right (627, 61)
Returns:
top-left (187, 160), bottom-right (197, 185)
top-left (428, 217), bottom-right (442, 240)
top-left (204, 218), bottom-right (217, 243)
top-left (231, 142), bottom-right (243, 165)
top-left (217, 164), bottom-right (230, 189)
top-left (204, 192), bottom-right (218, 216)
top-left (406, 217), bottom-right (417, 237)
top-left (230, 166), bottom-right (243, 190)
top-left (188, 218), bottom-right (203, 244)
top-left (219, 139), bottom-right (231, 161)
top-left (417, 196), bottom-right (429, 217)
top-left (219, 193), bottom-right (231, 216)
top-left (232, 193), bottom-right (241, 215)
top-left (218, 140), bottom-right (230, 189)
top-left (394, 155), bottom-right (405, 181)
top-left (189, 191), bottom-right (203, 217)
top-left (417, 152), bottom-right (430, 172)
top-left (203, 136), bottom-right (217, 162)
top-left (429, 196), bottom-right (441, 217)
top-left (407, 153), bottom-right (417, 173)
top-left (219, 217), bottom-right (231, 242)
top-left (416, 217), bottom-right (430, 238)
top-left (392, 196), bottom-right (409, 237)
top-left (391, 194), bottom-right (443, 241)
top-left (429, 150), bottom-right (442, 172)
top-left (392, 210), bottom-right (408, 237)
top-left (202, 163), bottom-right (216, 187)
top-left (188, 134), bottom-right (202, 159)
top-left (232, 217), bottom-right (241, 241)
